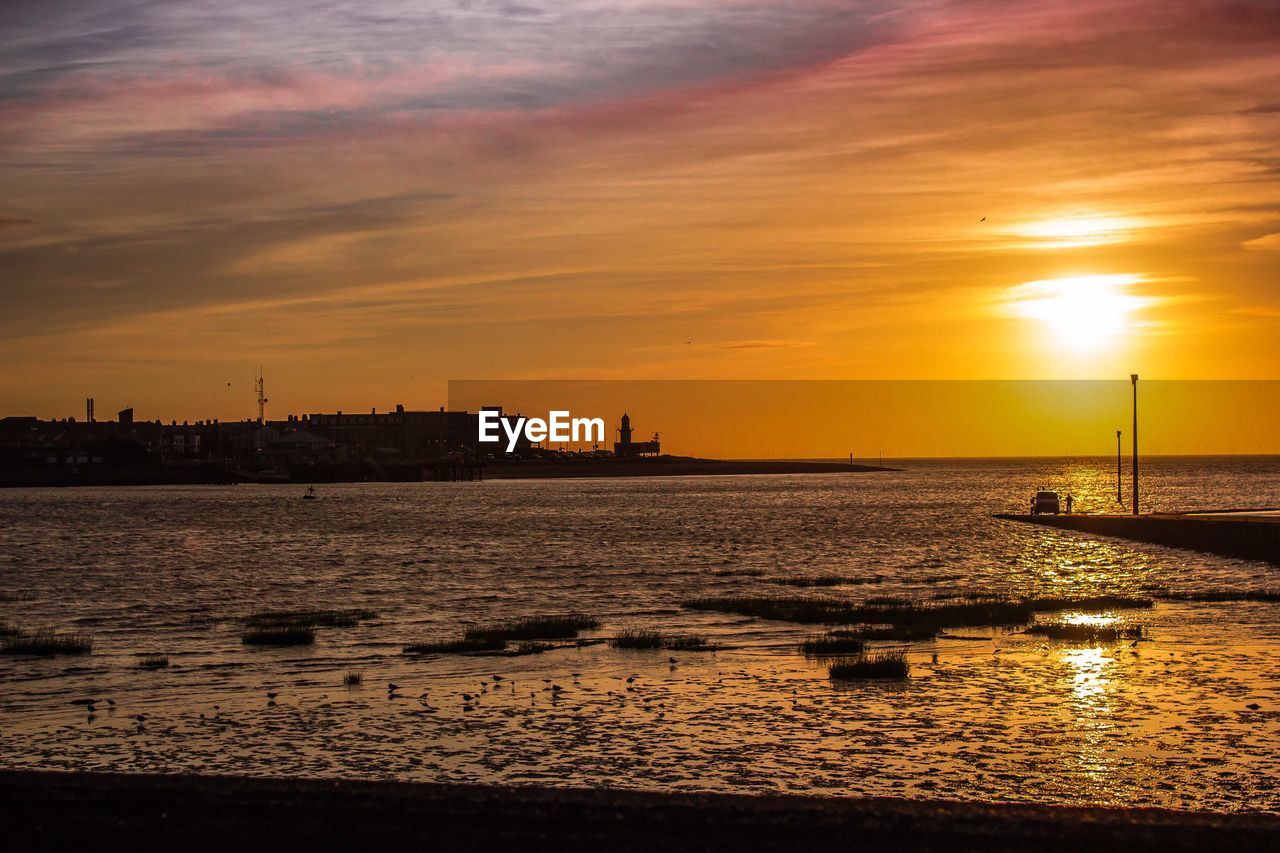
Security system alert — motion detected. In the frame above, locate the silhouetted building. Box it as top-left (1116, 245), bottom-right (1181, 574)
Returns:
top-left (614, 412), bottom-right (660, 458)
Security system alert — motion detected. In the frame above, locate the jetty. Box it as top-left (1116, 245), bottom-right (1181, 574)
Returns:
top-left (996, 510), bottom-right (1280, 565)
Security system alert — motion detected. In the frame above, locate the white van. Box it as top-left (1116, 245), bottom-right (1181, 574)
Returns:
top-left (1032, 491), bottom-right (1060, 515)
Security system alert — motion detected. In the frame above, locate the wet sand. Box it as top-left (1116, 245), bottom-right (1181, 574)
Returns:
top-left (4, 769), bottom-right (1278, 850)
top-left (4, 461), bottom-right (1280, 813)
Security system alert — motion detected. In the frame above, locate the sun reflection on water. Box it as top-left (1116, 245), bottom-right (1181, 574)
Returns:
top-left (1060, 612), bottom-right (1120, 627)
top-left (1062, 646), bottom-right (1117, 787)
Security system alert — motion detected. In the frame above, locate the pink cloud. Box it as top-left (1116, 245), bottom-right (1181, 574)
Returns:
top-left (1, 58), bottom-right (555, 144)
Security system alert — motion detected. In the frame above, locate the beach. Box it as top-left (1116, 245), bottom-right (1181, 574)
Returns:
top-left (2, 457), bottom-right (1279, 814)
top-left (5, 770), bottom-right (1279, 849)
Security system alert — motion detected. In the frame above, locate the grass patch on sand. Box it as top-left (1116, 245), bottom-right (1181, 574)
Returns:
top-left (344, 670), bottom-right (364, 686)
top-left (241, 626), bottom-right (315, 646)
top-left (138, 653), bottom-right (169, 669)
top-left (1025, 595), bottom-right (1152, 612)
top-left (1, 631), bottom-right (93, 655)
top-left (767, 574), bottom-right (885, 588)
top-left (611, 629), bottom-right (664, 649)
top-left (611, 630), bottom-right (715, 651)
top-left (511, 641), bottom-right (556, 656)
top-left (683, 594), bottom-right (1151, 629)
top-left (1153, 589), bottom-right (1280, 603)
top-left (244, 608), bottom-right (377, 629)
top-left (465, 614), bottom-right (600, 642)
top-left (1027, 622), bottom-right (1144, 642)
top-left (403, 636), bottom-right (508, 654)
top-left (800, 633), bottom-right (866, 657)
top-left (829, 651), bottom-right (910, 680)
top-left (0, 622), bottom-right (24, 637)
top-left (834, 624), bottom-right (941, 642)
top-left (664, 634), bottom-right (714, 651)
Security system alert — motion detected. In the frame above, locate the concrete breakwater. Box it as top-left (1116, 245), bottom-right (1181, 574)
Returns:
top-left (996, 510), bottom-right (1280, 565)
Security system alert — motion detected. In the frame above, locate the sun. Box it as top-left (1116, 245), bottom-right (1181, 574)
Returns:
top-left (1004, 274), bottom-right (1150, 351)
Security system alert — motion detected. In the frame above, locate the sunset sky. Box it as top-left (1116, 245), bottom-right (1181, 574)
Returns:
top-left (2, 0), bottom-right (1279, 421)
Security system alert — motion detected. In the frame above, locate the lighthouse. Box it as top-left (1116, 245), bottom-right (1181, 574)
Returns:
top-left (614, 412), bottom-right (660, 458)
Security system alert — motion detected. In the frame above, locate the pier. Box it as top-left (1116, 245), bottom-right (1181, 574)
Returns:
top-left (996, 510), bottom-right (1280, 565)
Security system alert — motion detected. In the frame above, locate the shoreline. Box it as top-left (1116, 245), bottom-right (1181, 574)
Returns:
top-left (2, 770), bottom-right (1276, 849)
top-left (0, 457), bottom-right (898, 487)
top-left (484, 458), bottom-right (898, 479)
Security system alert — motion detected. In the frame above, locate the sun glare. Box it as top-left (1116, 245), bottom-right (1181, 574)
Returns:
top-left (1011, 215), bottom-right (1144, 249)
top-left (1005, 274), bottom-right (1149, 351)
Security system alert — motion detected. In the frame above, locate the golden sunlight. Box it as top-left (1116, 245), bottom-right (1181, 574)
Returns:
top-left (1004, 274), bottom-right (1150, 352)
top-left (1059, 612), bottom-right (1119, 627)
top-left (1011, 215), bottom-right (1145, 249)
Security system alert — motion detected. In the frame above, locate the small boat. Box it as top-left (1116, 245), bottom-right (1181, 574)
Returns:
top-left (302, 486), bottom-right (318, 501)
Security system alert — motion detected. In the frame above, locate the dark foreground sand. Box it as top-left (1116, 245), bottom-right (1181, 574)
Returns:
top-left (3, 771), bottom-right (1277, 850)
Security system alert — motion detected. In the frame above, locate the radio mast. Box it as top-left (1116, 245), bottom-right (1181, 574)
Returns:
top-left (256, 368), bottom-right (268, 426)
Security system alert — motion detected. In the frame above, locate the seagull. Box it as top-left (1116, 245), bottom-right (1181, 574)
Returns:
top-left (1246, 703), bottom-right (1261, 710)
top-left (387, 683), bottom-right (400, 692)
top-left (266, 691), bottom-right (278, 699)
top-left (668, 657), bottom-right (677, 665)
top-left (979, 216), bottom-right (986, 222)
top-left (492, 675), bottom-right (504, 682)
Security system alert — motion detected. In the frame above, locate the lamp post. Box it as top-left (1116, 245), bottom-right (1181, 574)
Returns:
top-left (1130, 373), bottom-right (1139, 515)
top-left (1116, 429), bottom-right (1122, 504)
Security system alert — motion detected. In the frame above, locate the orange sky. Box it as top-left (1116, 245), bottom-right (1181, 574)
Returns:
top-left (450, 380), bottom-right (1280, 457)
top-left (1, 0), bottom-right (1278, 423)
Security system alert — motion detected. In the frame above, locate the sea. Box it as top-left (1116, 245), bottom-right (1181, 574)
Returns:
top-left (2, 456), bottom-right (1278, 812)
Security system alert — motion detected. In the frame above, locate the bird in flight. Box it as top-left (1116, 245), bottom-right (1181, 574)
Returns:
top-left (979, 216), bottom-right (986, 222)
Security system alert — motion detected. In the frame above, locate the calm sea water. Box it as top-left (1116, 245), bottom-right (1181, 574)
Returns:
top-left (2, 456), bottom-right (1278, 811)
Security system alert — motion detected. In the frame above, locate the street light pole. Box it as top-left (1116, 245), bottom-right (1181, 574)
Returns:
top-left (1116, 429), bottom-right (1122, 504)
top-left (1130, 373), bottom-right (1139, 515)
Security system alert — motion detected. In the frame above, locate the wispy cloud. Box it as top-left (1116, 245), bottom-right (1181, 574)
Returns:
top-left (2, 0), bottom-right (1279, 414)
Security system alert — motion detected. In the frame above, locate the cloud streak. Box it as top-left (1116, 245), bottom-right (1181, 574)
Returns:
top-left (1, 0), bottom-right (1279, 415)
